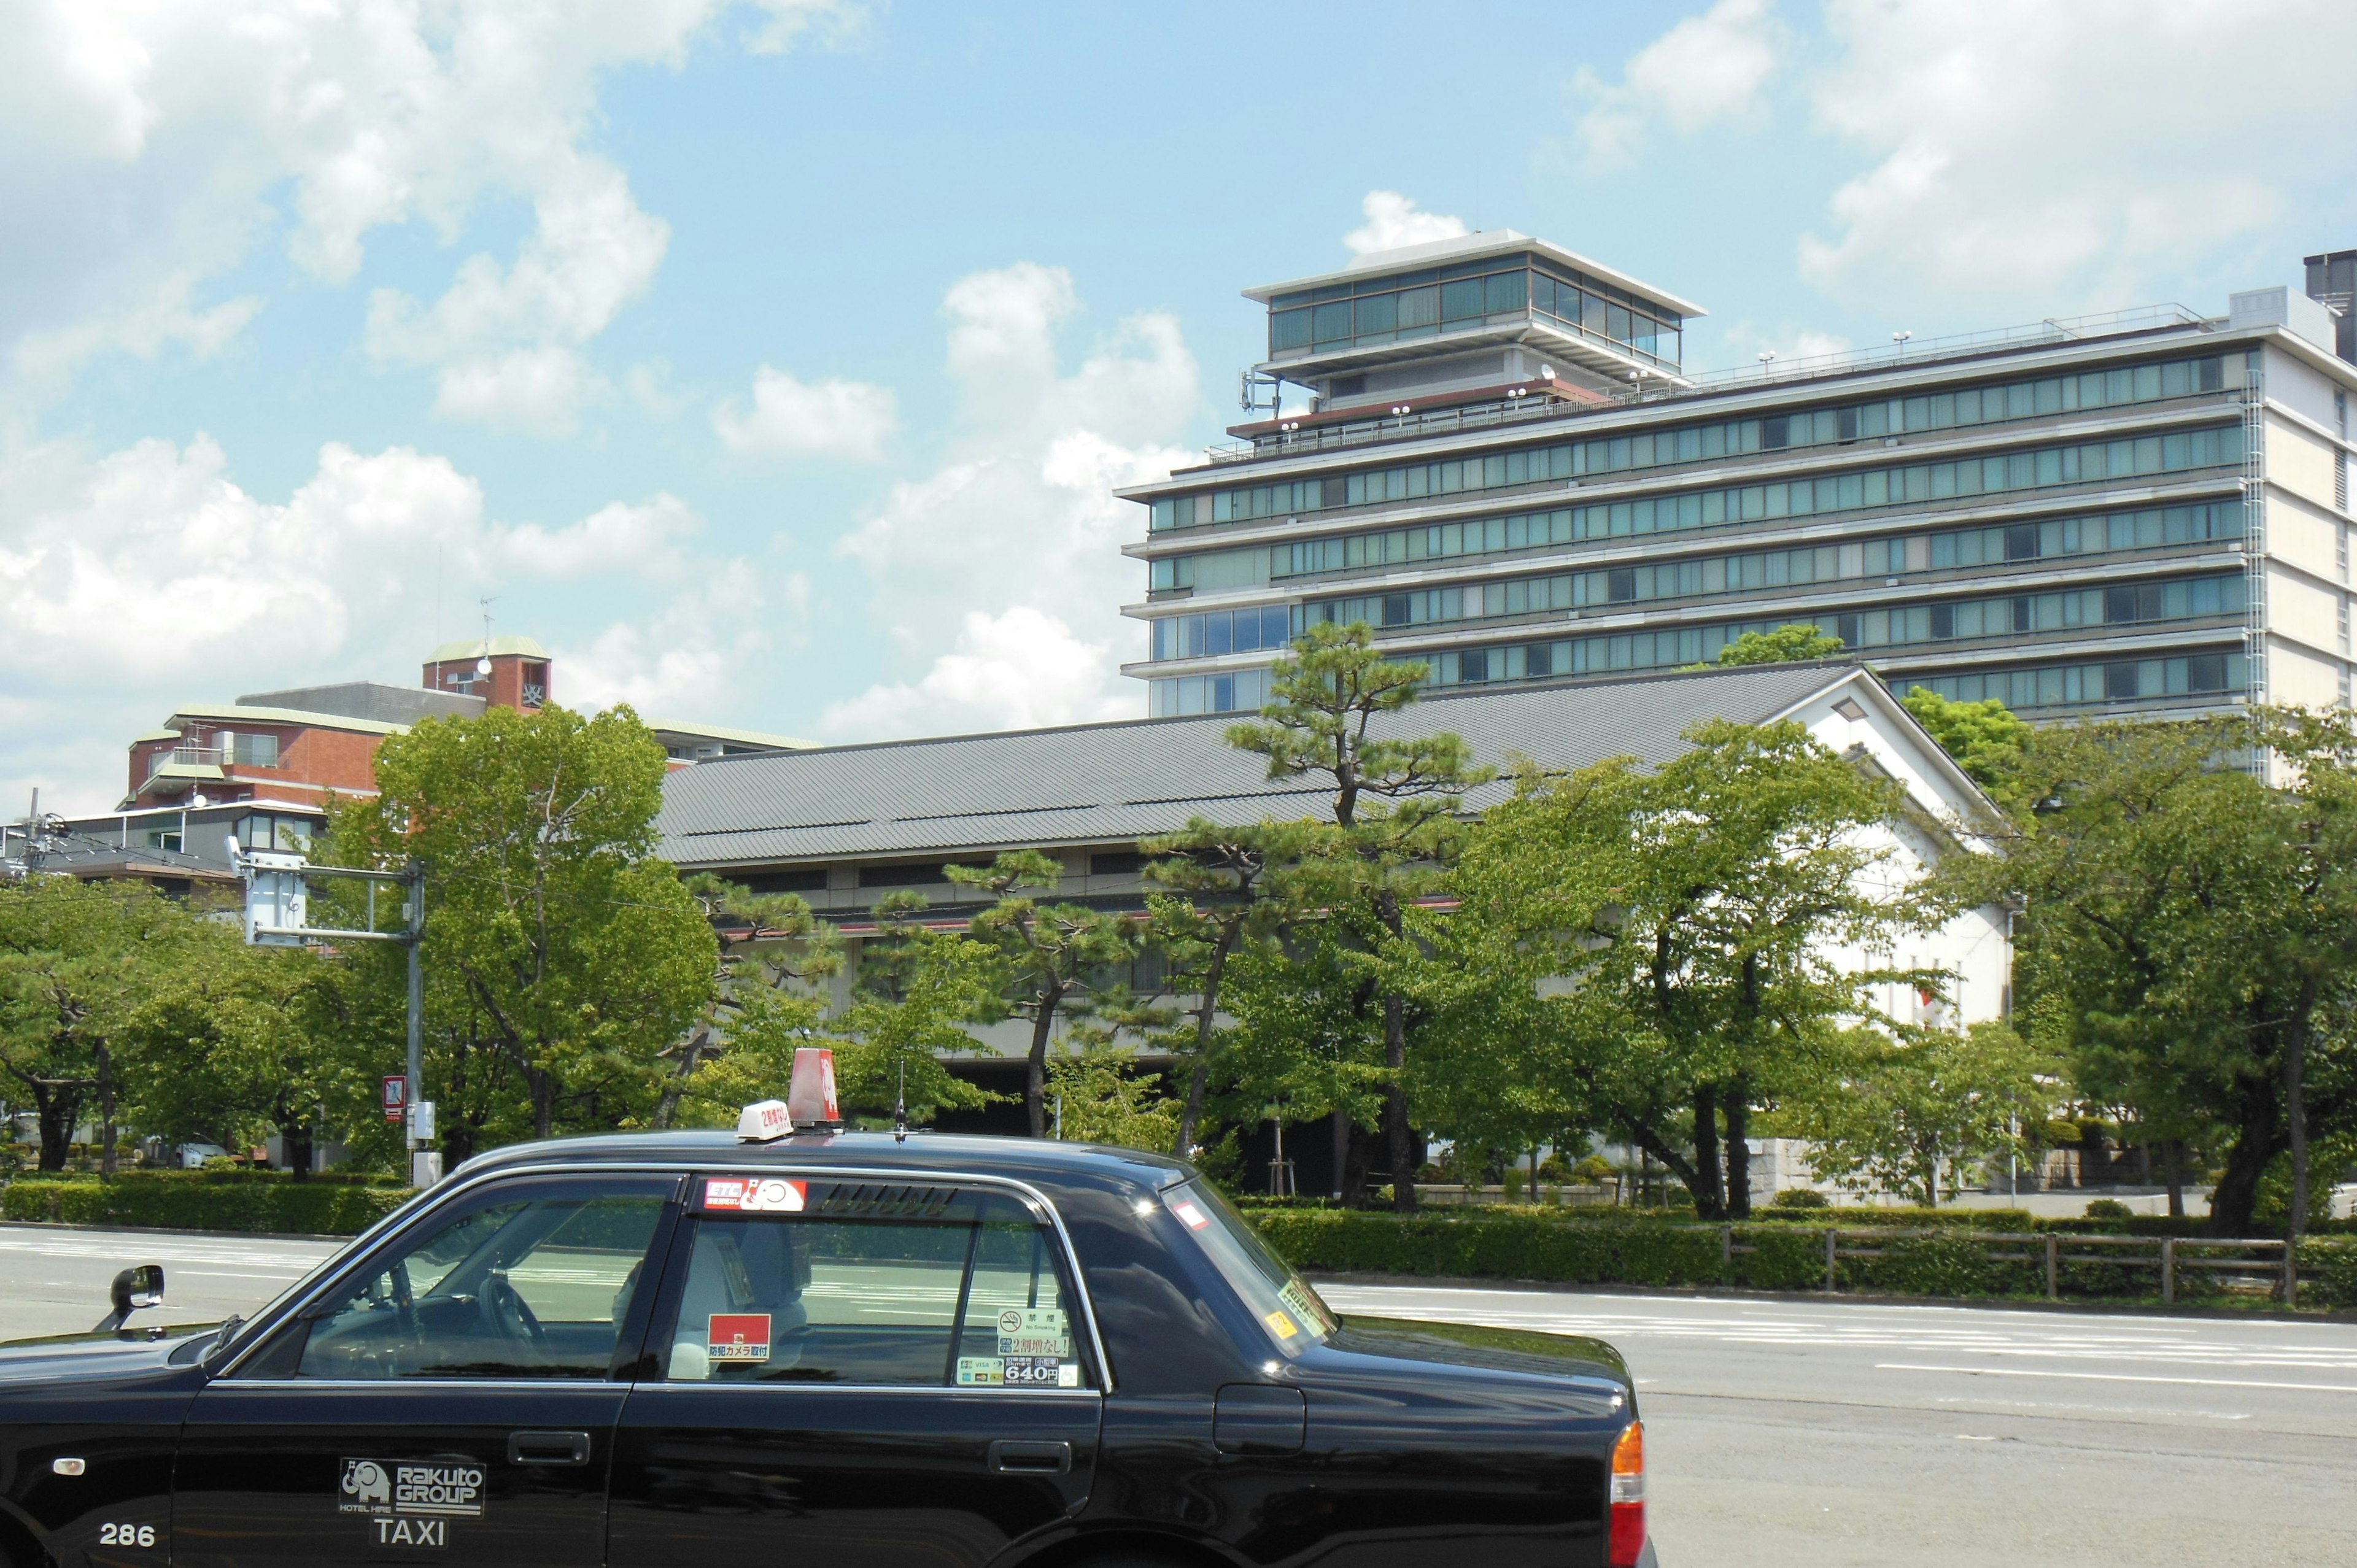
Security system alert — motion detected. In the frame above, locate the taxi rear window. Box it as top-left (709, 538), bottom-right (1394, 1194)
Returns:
top-left (658, 1178), bottom-right (1091, 1389)
top-left (1165, 1180), bottom-right (1337, 1354)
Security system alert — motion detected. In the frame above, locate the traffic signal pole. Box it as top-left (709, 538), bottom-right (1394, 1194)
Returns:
top-left (230, 843), bottom-right (435, 1188)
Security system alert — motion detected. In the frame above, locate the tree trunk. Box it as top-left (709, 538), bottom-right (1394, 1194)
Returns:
top-left (1329, 1108), bottom-right (1349, 1200)
top-left (282, 1119), bottom-right (315, 1182)
top-left (531, 1068), bottom-right (557, 1141)
top-left (1026, 994), bottom-right (1059, 1138)
top-left (652, 1024), bottom-right (714, 1131)
top-left (96, 1043), bottom-right (117, 1181)
top-left (2285, 995), bottom-right (2314, 1240)
top-left (1171, 933), bottom-right (1235, 1159)
top-left (2164, 1138), bottom-right (2185, 1219)
top-left (2205, 1076), bottom-right (2285, 1237)
top-left (1722, 1081), bottom-right (1752, 1219)
top-left (1690, 1083), bottom-right (1724, 1219)
top-left (36, 1086), bottom-right (78, 1172)
top-left (1382, 991), bottom-right (1415, 1213)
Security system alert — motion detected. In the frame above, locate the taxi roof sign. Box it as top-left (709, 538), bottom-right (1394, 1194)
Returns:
top-left (787, 1046), bottom-right (841, 1130)
top-left (736, 1099), bottom-right (792, 1143)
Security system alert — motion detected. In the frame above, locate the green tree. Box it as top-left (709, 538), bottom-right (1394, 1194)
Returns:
top-left (1213, 920), bottom-right (1388, 1200)
top-left (1714, 624), bottom-right (1847, 665)
top-left (1901, 686), bottom-right (2033, 803)
top-left (1451, 721), bottom-right (1935, 1219)
top-left (825, 916), bottom-right (999, 1126)
top-left (327, 703), bottom-right (718, 1149)
top-left (1139, 819), bottom-right (1312, 1157)
top-left (0, 878), bottom-right (191, 1172)
top-left (1965, 713), bottom-right (2357, 1237)
top-left (656, 876), bottom-right (844, 1129)
top-left (948, 851), bottom-right (1138, 1137)
top-left (118, 932), bottom-right (358, 1178)
top-left (1772, 1022), bottom-right (2046, 1206)
top-left (1225, 620), bottom-right (1490, 1211)
top-left (1045, 1024), bottom-right (1181, 1151)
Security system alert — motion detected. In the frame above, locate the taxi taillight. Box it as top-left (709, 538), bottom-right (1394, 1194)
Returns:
top-left (1608, 1418), bottom-right (1645, 1567)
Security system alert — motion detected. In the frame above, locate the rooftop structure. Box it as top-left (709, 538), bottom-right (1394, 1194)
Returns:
top-left (1120, 236), bottom-right (2357, 728)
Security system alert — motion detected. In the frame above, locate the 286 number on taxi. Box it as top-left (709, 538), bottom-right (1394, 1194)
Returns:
top-left (99, 1523), bottom-right (158, 1548)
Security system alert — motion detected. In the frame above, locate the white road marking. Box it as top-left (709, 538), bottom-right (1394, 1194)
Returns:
top-left (1876, 1362), bottom-right (2357, 1394)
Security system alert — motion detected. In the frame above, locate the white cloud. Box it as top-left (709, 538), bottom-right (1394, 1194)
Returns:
top-left (743, 0), bottom-right (866, 54)
top-left (714, 365), bottom-right (899, 460)
top-left (1343, 192), bottom-right (1469, 257)
top-left (829, 261), bottom-right (1201, 740)
top-left (0, 1), bottom-right (859, 419)
top-left (1795, 0), bottom-right (2357, 310)
top-left (559, 569), bottom-right (786, 717)
top-left (818, 608), bottom-right (1131, 741)
top-left (0, 431), bottom-right (738, 808)
top-left (498, 495), bottom-right (702, 577)
top-left (1573, 0), bottom-right (1782, 172)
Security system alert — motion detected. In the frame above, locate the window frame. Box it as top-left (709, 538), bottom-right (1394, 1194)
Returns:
top-left (222, 1171), bottom-right (684, 1385)
top-left (642, 1165), bottom-right (1112, 1395)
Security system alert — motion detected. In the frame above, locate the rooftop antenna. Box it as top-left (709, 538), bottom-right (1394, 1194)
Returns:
top-left (476, 597), bottom-right (497, 675)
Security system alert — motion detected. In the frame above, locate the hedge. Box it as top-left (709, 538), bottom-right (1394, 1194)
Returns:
top-left (0, 1172), bottom-right (411, 1235)
top-left (1246, 1207), bottom-right (2357, 1309)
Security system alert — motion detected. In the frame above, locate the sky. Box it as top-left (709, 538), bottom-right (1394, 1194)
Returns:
top-left (6, 0), bottom-right (2355, 814)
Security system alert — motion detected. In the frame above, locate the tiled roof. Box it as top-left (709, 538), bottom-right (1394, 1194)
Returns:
top-left (657, 661), bottom-right (1866, 871)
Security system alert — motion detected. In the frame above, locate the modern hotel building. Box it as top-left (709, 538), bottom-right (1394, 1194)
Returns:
top-left (1120, 234), bottom-right (2357, 723)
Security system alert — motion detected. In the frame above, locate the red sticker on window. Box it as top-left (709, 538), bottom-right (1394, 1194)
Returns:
top-left (708, 1313), bottom-right (771, 1362)
top-left (703, 1177), bottom-right (805, 1213)
top-left (1172, 1200), bottom-right (1210, 1230)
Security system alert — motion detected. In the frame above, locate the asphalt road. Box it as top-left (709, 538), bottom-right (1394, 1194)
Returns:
top-left (4, 1225), bottom-right (2351, 1566)
top-left (1318, 1280), bottom-right (2357, 1568)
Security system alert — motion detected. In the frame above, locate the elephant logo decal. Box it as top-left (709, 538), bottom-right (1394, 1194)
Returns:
top-left (341, 1459), bottom-right (389, 1510)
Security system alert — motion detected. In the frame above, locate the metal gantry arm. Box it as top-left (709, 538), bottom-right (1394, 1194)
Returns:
top-left (227, 841), bottom-right (431, 1186)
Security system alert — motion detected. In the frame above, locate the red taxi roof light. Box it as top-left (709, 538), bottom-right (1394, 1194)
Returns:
top-left (1608, 1418), bottom-right (1645, 1568)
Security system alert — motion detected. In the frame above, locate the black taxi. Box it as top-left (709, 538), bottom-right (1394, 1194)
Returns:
top-left (0, 1107), bottom-right (1654, 1568)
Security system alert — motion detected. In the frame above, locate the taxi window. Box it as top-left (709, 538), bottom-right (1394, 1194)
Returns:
top-left (1165, 1180), bottom-right (1337, 1356)
top-left (287, 1185), bottom-right (666, 1380)
top-left (659, 1181), bottom-right (1091, 1389)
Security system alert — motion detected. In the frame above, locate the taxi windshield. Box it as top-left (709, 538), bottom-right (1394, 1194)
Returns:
top-left (1164, 1180), bottom-right (1336, 1354)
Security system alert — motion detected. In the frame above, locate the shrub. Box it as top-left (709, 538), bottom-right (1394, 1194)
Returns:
top-left (0, 1173), bottom-right (410, 1235)
top-left (1738, 1224), bottom-right (1827, 1290)
top-left (1771, 1188), bottom-right (1830, 1209)
top-left (2299, 1238), bottom-right (2357, 1310)
top-left (2083, 1197), bottom-right (2135, 1220)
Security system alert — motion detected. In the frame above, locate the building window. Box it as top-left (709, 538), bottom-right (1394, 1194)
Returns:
top-left (1150, 604), bottom-right (1292, 662)
top-left (146, 829), bottom-right (183, 853)
top-left (234, 814), bottom-right (312, 854)
top-left (522, 662), bottom-right (549, 708)
top-left (857, 862), bottom-right (958, 889)
top-left (220, 732), bottom-right (279, 767)
top-left (738, 868), bottom-right (829, 894)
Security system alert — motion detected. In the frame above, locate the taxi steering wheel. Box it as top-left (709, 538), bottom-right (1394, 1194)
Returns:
top-left (484, 1273), bottom-right (548, 1351)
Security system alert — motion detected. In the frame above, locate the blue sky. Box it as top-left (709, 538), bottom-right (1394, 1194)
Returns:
top-left (5, 0), bottom-right (2353, 811)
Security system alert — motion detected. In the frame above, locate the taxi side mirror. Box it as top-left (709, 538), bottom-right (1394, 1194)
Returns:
top-left (95, 1265), bottom-right (166, 1332)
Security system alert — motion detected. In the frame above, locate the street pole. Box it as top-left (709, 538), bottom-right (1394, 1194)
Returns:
top-left (405, 860), bottom-right (424, 1183)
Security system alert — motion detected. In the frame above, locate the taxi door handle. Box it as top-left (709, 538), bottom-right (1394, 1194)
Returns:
top-left (509, 1430), bottom-right (592, 1466)
top-left (988, 1440), bottom-right (1071, 1475)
